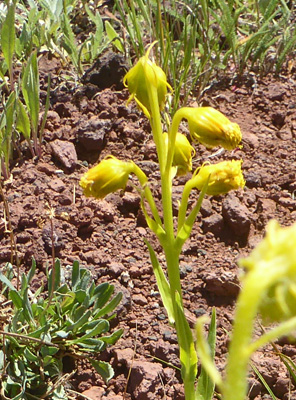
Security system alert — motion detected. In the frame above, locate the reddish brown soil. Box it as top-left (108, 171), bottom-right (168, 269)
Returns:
top-left (1, 53), bottom-right (296, 400)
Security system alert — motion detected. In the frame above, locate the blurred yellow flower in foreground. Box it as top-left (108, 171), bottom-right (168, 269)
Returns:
top-left (80, 156), bottom-right (134, 199)
top-left (191, 160), bottom-right (245, 196)
top-left (239, 220), bottom-right (296, 323)
top-left (179, 107), bottom-right (242, 150)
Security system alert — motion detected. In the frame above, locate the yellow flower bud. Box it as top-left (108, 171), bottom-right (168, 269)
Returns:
top-left (80, 156), bottom-right (134, 199)
top-left (180, 107), bottom-right (242, 150)
top-left (239, 220), bottom-right (296, 323)
top-left (123, 44), bottom-right (171, 117)
top-left (164, 132), bottom-right (195, 175)
top-left (191, 160), bottom-right (245, 196)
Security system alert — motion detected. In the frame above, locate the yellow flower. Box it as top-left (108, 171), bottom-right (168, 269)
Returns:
top-left (179, 107), bottom-right (242, 150)
top-left (164, 132), bottom-right (195, 175)
top-left (191, 160), bottom-right (245, 196)
top-left (80, 156), bottom-right (135, 199)
top-left (239, 220), bottom-right (296, 323)
top-left (123, 44), bottom-right (171, 117)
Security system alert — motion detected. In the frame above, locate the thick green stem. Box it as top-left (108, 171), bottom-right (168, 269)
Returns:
top-left (146, 74), bottom-right (196, 400)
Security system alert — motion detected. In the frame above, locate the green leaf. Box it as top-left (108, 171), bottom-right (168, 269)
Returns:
top-left (22, 287), bottom-right (35, 325)
top-left (16, 99), bottom-right (31, 141)
top-left (145, 239), bottom-right (175, 324)
top-left (251, 362), bottom-right (277, 400)
top-left (9, 290), bottom-right (22, 309)
top-left (27, 325), bottom-right (50, 339)
top-left (1, 2), bottom-right (15, 79)
top-left (24, 348), bottom-right (38, 362)
top-left (71, 260), bottom-right (80, 289)
top-left (105, 21), bottom-right (124, 53)
top-left (94, 292), bottom-right (122, 319)
top-left (94, 285), bottom-right (114, 310)
top-left (100, 328), bottom-right (124, 345)
top-left (80, 319), bottom-right (109, 339)
top-left (89, 359), bottom-right (114, 383)
top-left (40, 345), bottom-right (59, 357)
top-left (75, 289), bottom-right (87, 304)
top-left (76, 338), bottom-right (105, 351)
top-left (90, 282), bottom-right (110, 304)
top-left (174, 291), bottom-right (197, 385)
top-left (0, 271), bottom-right (16, 291)
top-left (48, 259), bottom-right (61, 295)
top-left (22, 51), bottom-right (40, 135)
top-left (196, 308), bottom-right (216, 400)
top-left (60, 291), bottom-right (75, 313)
top-left (20, 272), bottom-right (29, 295)
top-left (66, 310), bottom-right (91, 333)
top-left (27, 258), bottom-right (36, 284)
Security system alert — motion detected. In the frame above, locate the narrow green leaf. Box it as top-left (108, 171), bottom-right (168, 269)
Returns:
top-left (76, 338), bottom-right (105, 351)
top-left (66, 310), bottom-right (91, 333)
top-left (40, 345), bottom-right (59, 357)
top-left (105, 21), bottom-right (124, 52)
top-left (72, 320), bottom-right (109, 342)
top-left (22, 287), bottom-right (35, 325)
top-left (251, 362), bottom-right (277, 400)
top-left (16, 99), bottom-right (31, 141)
top-left (27, 258), bottom-right (36, 284)
top-left (9, 290), bottom-right (22, 309)
top-left (48, 259), bottom-right (61, 294)
top-left (94, 285), bottom-right (114, 310)
top-left (0, 271), bottom-right (16, 291)
top-left (196, 308), bottom-right (216, 400)
top-left (94, 292), bottom-right (122, 319)
top-left (1, 3), bottom-right (15, 80)
top-left (175, 291), bottom-right (198, 384)
top-left (145, 239), bottom-right (175, 324)
top-left (100, 328), bottom-right (124, 345)
top-left (22, 51), bottom-right (40, 135)
top-left (71, 260), bottom-right (80, 289)
top-left (24, 348), bottom-right (38, 362)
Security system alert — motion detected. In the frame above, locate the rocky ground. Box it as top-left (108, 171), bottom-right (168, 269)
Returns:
top-left (1, 52), bottom-right (296, 399)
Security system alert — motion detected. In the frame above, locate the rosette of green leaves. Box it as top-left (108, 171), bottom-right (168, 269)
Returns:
top-left (0, 259), bottom-right (123, 399)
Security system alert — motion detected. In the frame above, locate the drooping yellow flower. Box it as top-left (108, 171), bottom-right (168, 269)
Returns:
top-left (191, 160), bottom-right (245, 196)
top-left (80, 156), bottom-right (135, 199)
top-left (239, 220), bottom-right (296, 323)
top-left (179, 107), bottom-right (242, 150)
top-left (164, 132), bottom-right (195, 175)
top-left (123, 44), bottom-right (171, 118)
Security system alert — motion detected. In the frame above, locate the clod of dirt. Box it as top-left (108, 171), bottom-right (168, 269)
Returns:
top-left (222, 193), bottom-right (251, 236)
top-left (82, 52), bottom-right (129, 91)
top-left (50, 139), bottom-right (78, 171)
top-left (128, 361), bottom-right (164, 400)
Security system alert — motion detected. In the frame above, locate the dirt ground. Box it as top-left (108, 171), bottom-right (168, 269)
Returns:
top-left (1, 52), bottom-right (296, 400)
